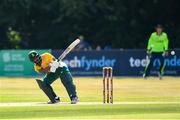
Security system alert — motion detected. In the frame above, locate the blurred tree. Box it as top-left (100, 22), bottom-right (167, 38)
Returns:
top-left (0, 0), bottom-right (179, 49)
top-left (7, 27), bottom-right (21, 49)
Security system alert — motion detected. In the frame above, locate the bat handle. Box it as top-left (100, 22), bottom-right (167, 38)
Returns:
top-left (57, 58), bottom-right (61, 62)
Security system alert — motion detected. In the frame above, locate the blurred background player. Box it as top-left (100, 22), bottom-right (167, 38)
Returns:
top-left (143, 24), bottom-right (169, 80)
top-left (28, 51), bottom-right (78, 104)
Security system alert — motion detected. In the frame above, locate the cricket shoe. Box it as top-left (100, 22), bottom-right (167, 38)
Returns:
top-left (71, 96), bottom-right (79, 104)
top-left (47, 96), bottom-right (60, 104)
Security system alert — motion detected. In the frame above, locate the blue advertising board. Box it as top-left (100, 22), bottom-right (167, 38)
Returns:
top-left (0, 49), bottom-right (179, 77)
top-left (52, 49), bottom-right (180, 76)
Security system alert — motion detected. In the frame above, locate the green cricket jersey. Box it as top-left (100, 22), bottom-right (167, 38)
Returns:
top-left (147, 32), bottom-right (169, 52)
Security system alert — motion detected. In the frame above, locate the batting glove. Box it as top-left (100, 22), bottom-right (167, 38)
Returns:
top-left (49, 60), bottom-right (59, 73)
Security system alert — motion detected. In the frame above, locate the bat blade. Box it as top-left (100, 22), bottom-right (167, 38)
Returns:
top-left (58, 39), bottom-right (81, 60)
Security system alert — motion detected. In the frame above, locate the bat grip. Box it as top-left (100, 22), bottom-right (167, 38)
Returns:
top-left (57, 58), bottom-right (61, 62)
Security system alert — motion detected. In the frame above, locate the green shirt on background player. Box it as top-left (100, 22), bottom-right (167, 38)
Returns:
top-left (147, 32), bottom-right (169, 53)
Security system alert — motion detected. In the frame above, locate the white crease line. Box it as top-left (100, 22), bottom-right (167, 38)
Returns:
top-left (0, 102), bottom-right (180, 107)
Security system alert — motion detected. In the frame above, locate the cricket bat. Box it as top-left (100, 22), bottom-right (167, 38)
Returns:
top-left (58, 39), bottom-right (81, 61)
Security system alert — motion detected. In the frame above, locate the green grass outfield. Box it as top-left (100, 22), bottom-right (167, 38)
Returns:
top-left (0, 77), bottom-right (180, 120)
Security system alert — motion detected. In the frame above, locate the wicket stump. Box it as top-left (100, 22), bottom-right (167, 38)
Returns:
top-left (103, 67), bottom-right (113, 104)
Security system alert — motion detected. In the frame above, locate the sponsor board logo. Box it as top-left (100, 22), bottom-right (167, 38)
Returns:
top-left (64, 56), bottom-right (116, 70)
top-left (129, 56), bottom-right (180, 68)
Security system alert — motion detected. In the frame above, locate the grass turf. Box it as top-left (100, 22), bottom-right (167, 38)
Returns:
top-left (0, 77), bottom-right (180, 119)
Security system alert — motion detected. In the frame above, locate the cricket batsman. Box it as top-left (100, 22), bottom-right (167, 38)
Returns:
top-left (28, 50), bottom-right (78, 104)
top-left (143, 24), bottom-right (169, 79)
